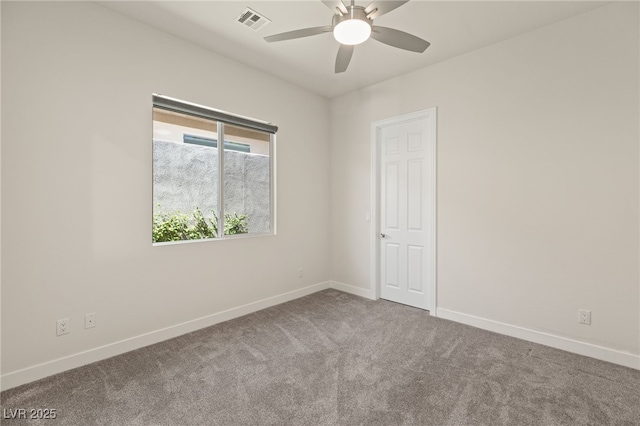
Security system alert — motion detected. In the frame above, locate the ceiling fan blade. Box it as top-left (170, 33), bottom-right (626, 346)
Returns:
top-left (364, 0), bottom-right (409, 19)
top-left (322, 0), bottom-right (348, 16)
top-left (370, 26), bottom-right (430, 53)
top-left (335, 44), bottom-right (354, 73)
top-left (264, 26), bottom-right (332, 43)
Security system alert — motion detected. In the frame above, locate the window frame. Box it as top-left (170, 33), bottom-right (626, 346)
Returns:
top-left (152, 94), bottom-right (277, 245)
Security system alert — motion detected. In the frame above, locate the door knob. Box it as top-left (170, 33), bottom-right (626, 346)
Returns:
top-left (380, 233), bottom-right (390, 239)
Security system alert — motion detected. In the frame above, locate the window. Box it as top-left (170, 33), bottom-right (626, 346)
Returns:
top-left (152, 94), bottom-right (276, 244)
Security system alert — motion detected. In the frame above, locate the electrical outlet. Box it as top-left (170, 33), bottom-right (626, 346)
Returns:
top-left (85, 313), bottom-right (96, 329)
top-left (56, 318), bottom-right (70, 336)
top-left (578, 309), bottom-right (591, 325)
top-left (298, 268), bottom-right (304, 279)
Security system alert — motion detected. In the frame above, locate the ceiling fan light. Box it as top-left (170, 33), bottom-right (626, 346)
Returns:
top-left (333, 18), bottom-right (371, 45)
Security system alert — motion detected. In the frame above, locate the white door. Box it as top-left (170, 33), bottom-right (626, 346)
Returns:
top-left (377, 110), bottom-right (436, 311)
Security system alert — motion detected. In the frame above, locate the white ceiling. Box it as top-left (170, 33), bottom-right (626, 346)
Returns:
top-left (99, 1), bottom-right (609, 98)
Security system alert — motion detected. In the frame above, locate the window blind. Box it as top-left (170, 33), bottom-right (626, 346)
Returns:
top-left (152, 94), bottom-right (278, 134)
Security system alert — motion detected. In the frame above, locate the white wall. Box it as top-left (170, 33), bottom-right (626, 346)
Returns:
top-left (1, 1), bottom-right (330, 387)
top-left (330, 2), bottom-right (639, 362)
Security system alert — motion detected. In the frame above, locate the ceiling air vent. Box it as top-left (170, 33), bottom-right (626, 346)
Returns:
top-left (235, 7), bottom-right (271, 31)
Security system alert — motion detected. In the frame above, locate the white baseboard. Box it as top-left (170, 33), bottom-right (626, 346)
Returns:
top-left (1, 281), bottom-right (332, 391)
top-left (8, 285), bottom-right (633, 392)
top-left (436, 308), bottom-right (640, 370)
top-left (329, 280), bottom-right (375, 300)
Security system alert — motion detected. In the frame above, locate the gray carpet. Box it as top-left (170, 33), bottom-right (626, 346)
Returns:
top-left (2, 290), bottom-right (639, 425)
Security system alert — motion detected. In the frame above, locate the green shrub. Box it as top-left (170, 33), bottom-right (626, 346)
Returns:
top-left (190, 208), bottom-right (217, 240)
top-left (225, 213), bottom-right (248, 235)
top-left (152, 206), bottom-right (248, 243)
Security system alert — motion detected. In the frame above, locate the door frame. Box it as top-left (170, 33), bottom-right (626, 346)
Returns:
top-left (370, 108), bottom-right (437, 314)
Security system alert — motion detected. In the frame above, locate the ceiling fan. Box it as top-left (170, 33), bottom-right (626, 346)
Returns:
top-left (264, 0), bottom-right (430, 73)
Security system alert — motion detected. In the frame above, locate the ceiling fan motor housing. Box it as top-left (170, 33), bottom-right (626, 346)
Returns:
top-left (332, 6), bottom-right (373, 28)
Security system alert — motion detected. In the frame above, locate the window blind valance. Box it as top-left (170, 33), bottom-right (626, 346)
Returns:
top-left (152, 94), bottom-right (278, 134)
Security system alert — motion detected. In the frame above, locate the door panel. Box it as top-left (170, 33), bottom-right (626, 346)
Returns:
top-left (385, 243), bottom-right (400, 288)
top-left (385, 163), bottom-right (399, 229)
top-left (407, 245), bottom-right (423, 293)
top-left (407, 159), bottom-right (423, 231)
